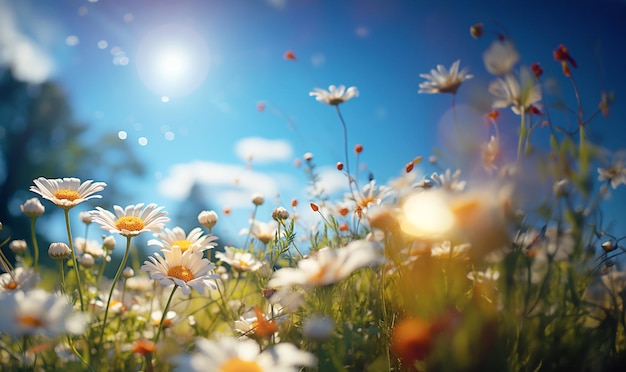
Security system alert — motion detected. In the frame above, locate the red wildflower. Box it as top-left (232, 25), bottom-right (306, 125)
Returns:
top-left (284, 50), bottom-right (297, 61)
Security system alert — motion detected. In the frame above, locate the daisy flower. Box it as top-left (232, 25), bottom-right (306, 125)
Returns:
top-left (0, 289), bottom-right (89, 337)
top-left (598, 160), bottom-right (626, 189)
top-left (141, 246), bottom-right (218, 295)
top-left (240, 220), bottom-right (278, 245)
top-left (234, 305), bottom-right (282, 339)
top-left (173, 336), bottom-right (316, 372)
top-left (91, 203), bottom-right (169, 238)
top-left (418, 60), bottom-right (473, 94)
top-left (148, 226), bottom-right (218, 253)
top-left (267, 239), bottom-right (382, 288)
top-left (489, 67), bottom-right (541, 115)
top-left (216, 246), bottom-right (265, 272)
top-left (30, 177), bottom-right (106, 210)
top-left (309, 84), bottom-right (359, 105)
top-left (0, 267), bottom-right (39, 294)
top-left (431, 169), bottom-right (467, 192)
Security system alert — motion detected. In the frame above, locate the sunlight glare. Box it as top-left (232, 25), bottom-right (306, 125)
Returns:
top-left (400, 191), bottom-right (455, 238)
top-left (136, 24), bottom-right (210, 98)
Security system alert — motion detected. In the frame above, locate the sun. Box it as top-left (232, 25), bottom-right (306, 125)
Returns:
top-left (135, 24), bottom-right (211, 98)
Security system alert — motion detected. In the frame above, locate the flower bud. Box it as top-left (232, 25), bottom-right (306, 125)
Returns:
top-left (9, 240), bottom-right (27, 254)
top-left (336, 162), bottom-right (344, 171)
top-left (251, 193), bottom-right (265, 206)
top-left (470, 23), bottom-right (483, 39)
top-left (303, 152), bottom-right (314, 161)
top-left (48, 242), bottom-right (71, 260)
top-left (80, 253), bottom-right (95, 267)
top-left (601, 240), bottom-right (616, 253)
top-left (20, 198), bottom-right (45, 218)
top-left (272, 207), bottom-right (289, 221)
top-left (79, 211), bottom-right (93, 225)
top-left (122, 266), bottom-right (135, 279)
top-left (198, 210), bottom-right (219, 229)
top-left (103, 235), bottom-right (116, 251)
top-left (354, 144), bottom-right (363, 154)
top-left (310, 202), bottom-right (319, 212)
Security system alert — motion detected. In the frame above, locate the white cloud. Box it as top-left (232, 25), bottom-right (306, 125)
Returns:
top-left (157, 160), bottom-right (297, 209)
top-left (0, 0), bottom-right (54, 84)
top-left (316, 166), bottom-right (350, 196)
top-left (234, 137), bottom-right (293, 164)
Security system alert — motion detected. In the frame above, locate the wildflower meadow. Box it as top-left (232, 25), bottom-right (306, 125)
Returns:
top-left (2, 20), bottom-right (626, 372)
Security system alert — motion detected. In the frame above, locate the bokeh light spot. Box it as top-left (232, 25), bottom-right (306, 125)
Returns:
top-left (138, 137), bottom-right (148, 146)
top-left (117, 131), bottom-right (127, 140)
top-left (401, 191), bottom-right (455, 238)
top-left (65, 35), bottom-right (79, 46)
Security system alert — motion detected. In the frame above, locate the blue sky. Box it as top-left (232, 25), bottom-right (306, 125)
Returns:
top-left (2, 0), bottom-right (626, 244)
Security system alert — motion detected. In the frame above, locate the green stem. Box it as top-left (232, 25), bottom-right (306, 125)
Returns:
top-left (58, 260), bottom-right (66, 294)
top-left (517, 107), bottom-right (527, 164)
top-left (64, 209), bottom-right (85, 312)
top-left (335, 105), bottom-right (358, 199)
top-left (153, 285), bottom-right (178, 343)
top-left (29, 218), bottom-right (39, 272)
top-left (100, 236), bottom-right (132, 343)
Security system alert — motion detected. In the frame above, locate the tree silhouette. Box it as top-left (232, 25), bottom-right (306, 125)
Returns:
top-left (0, 68), bottom-right (145, 260)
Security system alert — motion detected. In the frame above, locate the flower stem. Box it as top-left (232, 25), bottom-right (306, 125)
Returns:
top-left (335, 105), bottom-right (358, 198)
top-left (153, 285), bottom-right (178, 343)
top-left (58, 260), bottom-right (66, 294)
top-left (100, 236), bottom-right (132, 343)
top-left (29, 218), bottom-right (39, 272)
top-left (64, 209), bottom-right (85, 312)
top-left (517, 107), bottom-right (527, 165)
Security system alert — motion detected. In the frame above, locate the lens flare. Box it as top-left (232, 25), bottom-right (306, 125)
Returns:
top-left (400, 191), bottom-right (455, 238)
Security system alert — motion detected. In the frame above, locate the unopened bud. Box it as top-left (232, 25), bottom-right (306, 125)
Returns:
top-left (20, 198), bottom-right (45, 218)
top-left (198, 210), bottom-right (219, 229)
top-left (48, 242), bottom-right (71, 260)
top-left (336, 162), bottom-right (344, 171)
top-left (80, 253), bottom-right (95, 267)
top-left (122, 266), bottom-right (135, 279)
top-left (470, 23), bottom-right (483, 39)
top-left (9, 240), bottom-right (27, 254)
top-left (103, 235), bottom-right (116, 251)
top-left (354, 144), bottom-right (363, 154)
top-left (601, 240), bottom-right (616, 253)
top-left (310, 202), bottom-right (319, 212)
top-left (251, 193), bottom-right (265, 206)
top-left (79, 211), bottom-right (93, 225)
top-left (303, 152), bottom-right (314, 161)
top-left (272, 207), bottom-right (290, 221)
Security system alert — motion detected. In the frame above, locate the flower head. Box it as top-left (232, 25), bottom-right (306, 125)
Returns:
top-left (148, 226), bottom-right (218, 254)
top-left (418, 60), bottom-right (473, 94)
top-left (268, 240), bottom-right (382, 288)
top-left (216, 246), bottom-right (265, 273)
top-left (141, 246), bottom-right (218, 295)
top-left (489, 67), bottom-right (541, 115)
top-left (30, 177), bottom-right (106, 210)
top-left (240, 220), bottom-right (278, 245)
top-left (198, 210), bottom-right (218, 229)
top-left (0, 267), bottom-right (39, 293)
top-left (483, 40), bottom-right (519, 75)
top-left (20, 197), bottom-right (45, 218)
top-left (598, 161), bottom-right (626, 189)
top-left (91, 203), bottom-right (169, 238)
top-left (0, 289), bottom-right (89, 336)
top-left (174, 336), bottom-right (316, 372)
top-left (309, 84), bottom-right (359, 105)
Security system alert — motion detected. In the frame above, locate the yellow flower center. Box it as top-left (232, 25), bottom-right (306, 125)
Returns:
top-left (53, 189), bottom-right (80, 201)
top-left (359, 196), bottom-right (376, 208)
top-left (220, 358), bottom-right (263, 372)
top-left (171, 239), bottom-right (192, 252)
top-left (18, 315), bottom-right (45, 328)
top-left (167, 265), bottom-right (194, 282)
top-left (115, 216), bottom-right (145, 231)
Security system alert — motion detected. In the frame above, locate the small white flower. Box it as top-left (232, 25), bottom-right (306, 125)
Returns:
top-left (309, 84), bottom-right (359, 105)
top-left (9, 239), bottom-right (27, 254)
top-left (0, 267), bottom-right (39, 294)
top-left (431, 169), bottom-right (466, 192)
top-left (141, 246), bottom-right (218, 295)
top-left (91, 203), bottom-right (170, 238)
top-left (148, 226), bottom-right (217, 254)
top-left (0, 290), bottom-right (89, 336)
top-left (216, 247), bottom-right (265, 272)
top-left (240, 220), bottom-right (278, 245)
top-left (30, 177), bottom-right (106, 210)
top-left (268, 240), bottom-right (382, 288)
top-left (20, 197), bottom-right (45, 218)
top-left (174, 336), bottom-right (316, 372)
top-left (483, 40), bottom-right (520, 75)
top-left (598, 161), bottom-right (626, 189)
top-left (418, 60), bottom-right (473, 94)
top-left (489, 67), bottom-right (541, 115)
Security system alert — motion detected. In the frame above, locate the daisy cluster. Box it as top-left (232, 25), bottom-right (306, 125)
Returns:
top-left (1, 22), bottom-right (626, 371)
